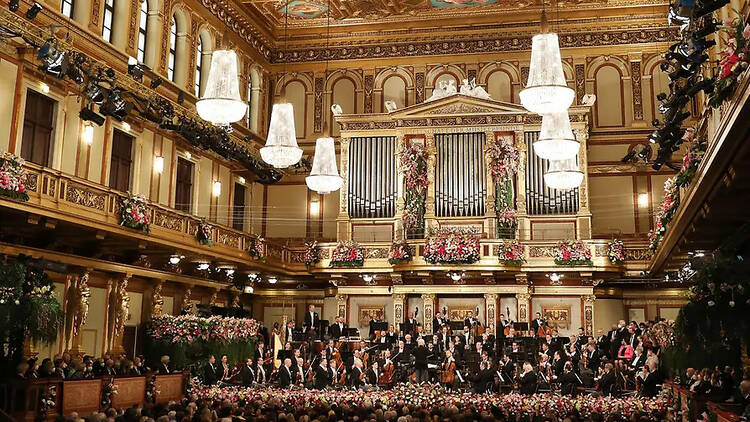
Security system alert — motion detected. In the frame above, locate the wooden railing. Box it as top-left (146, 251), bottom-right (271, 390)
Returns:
top-left (0, 372), bottom-right (186, 421)
top-left (664, 380), bottom-right (743, 422)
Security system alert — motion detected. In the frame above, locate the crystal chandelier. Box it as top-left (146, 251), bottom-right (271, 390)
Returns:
top-left (544, 157), bottom-right (583, 190)
top-left (306, 126), bottom-right (342, 194)
top-left (196, 50), bottom-right (247, 125)
top-left (519, 10), bottom-right (575, 115)
top-left (534, 110), bottom-right (580, 160)
top-left (260, 5), bottom-right (302, 169)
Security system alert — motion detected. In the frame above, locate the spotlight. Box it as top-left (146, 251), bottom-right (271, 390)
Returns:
top-left (81, 123), bottom-right (94, 145)
top-left (25, 2), bottom-right (42, 19)
top-left (9, 0), bottom-right (19, 12)
top-left (84, 82), bottom-right (107, 104)
top-left (546, 273), bottom-right (563, 283)
top-left (447, 271), bottom-right (465, 282)
top-left (79, 107), bottom-right (105, 126)
top-left (150, 77), bottom-right (163, 89)
top-left (267, 276), bottom-right (278, 284)
top-left (694, 0), bottom-right (729, 18)
top-left (122, 122), bottom-right (131, 132)
top-left (197, 262), bottom-right (210, 271)
top-left (360, 273), bottom-right (376, 284)
top-left (38, 82), bottom-right (50, 94)
top-left (247, 273), bottom-right (260, 282)
top-left (621, 150), bottom-right (637, 163)
top-left (168, 255), bottom-right (182, 265)
top-left (127, 57), bottom-right (144, 82)
top-left (39, 50), bottom-right (69, 79)
top-left (177, 91), bottom-right (185, 105)
top-left (100, 90), bottom-right (133, 121)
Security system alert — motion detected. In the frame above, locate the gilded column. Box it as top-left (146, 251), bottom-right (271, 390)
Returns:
top-left (583, 295), bottom-right (596, 336)
top-left (514, 131), bottom-right (528, 240)
top-left (393, 293), bottom-right (406, 327)
top-left (421, 294), bottom-right (435, 334)
top-left (423, 132), bottom-right (437, 233)
top-left (485, 131), bottom-right (497, 238)
top-left (337, 137), bottom-right (351, 240)
top-left (336, 294), bottom-right (348, 320)
top-left (107, 275), bottom-right (130, 356)
top-left (64, 273), bottom-right (91, 357)
top-left (484, 293), bottom-right (498, 334)
top-left (574, 127), bottom-right (592, 240)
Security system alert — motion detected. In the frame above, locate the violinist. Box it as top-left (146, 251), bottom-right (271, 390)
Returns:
top-left (430, 334), bottom-right (442, 354)
top-left (350, 359), bottom-right (364, 389)
top-left (324, 339), bottom-right (336, 361)
top-left (313, 358), bottom-right (329, 389)
top-left (464, 310), bottom-right (481, 329)
top-left (366, 360), bottom-right (379, 386)
top-left (440, 326), bottom-right (451, 351)
top-left (559, 362), bottom-right (582, 395)
top-left (460, 326), bottom-right (472, 349)
top-left (551, 350), bottom-right (565, 377)
top-left (327, 358), bottom-right (339, 387)
top-left (441, 350), bottom-right (457, 390)
top-left (385, 325), bottom-right (398, 345)
top-left (446, 340), bottom-right (461, 365)
top-left (393, 340), bottom-right (407, 363)
top-left (255, 342), bottom-right (267, 363)
top-left (379, 349), bottom-right (395, 386)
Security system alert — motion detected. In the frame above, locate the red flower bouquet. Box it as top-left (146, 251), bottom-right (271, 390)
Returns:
top-left (423, 227), bottom-right (481, 264)
top-left (330, 240), bottom-right (364, 267)
top-left (498, 240), bottom-right (525, 266)
top-left (119, 194), bottom-right (150, 233)
top-left (388, 240), bottom-right (413, 265)
top-left (554, 240), bottom-right (593, 266)
top-left (0, 152), bottom-right (29, 202)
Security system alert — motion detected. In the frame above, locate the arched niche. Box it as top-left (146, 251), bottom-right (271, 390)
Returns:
top-left (195, 28), bottom-right (214, 98)
top-left (170, 8), bottom-right (190, 88)
top-left (330, 76), bottom-right (357, 137)
top-left (593, 63), bottom-right (626, 128)
top-left (381, 75), bottom-right (408, 112)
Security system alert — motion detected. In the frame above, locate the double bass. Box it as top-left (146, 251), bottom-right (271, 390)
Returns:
top-left (537, 317), bottom-right (552, 338)
top-left (503, 306), bottom-right (513, 336)
top-left (379, 359), bottom-right (395, 386)
top-left (440, 358), bottom-right (456, 386)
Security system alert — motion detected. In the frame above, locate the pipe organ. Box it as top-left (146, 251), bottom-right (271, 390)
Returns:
top-left (347, 136), bottom-right (398, 218)
top-left (524, 132), bottom-right (580, 215)
top-left (435, 132), bottom-right (487, 217)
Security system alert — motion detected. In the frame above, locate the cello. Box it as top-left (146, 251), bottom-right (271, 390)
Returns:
top-left (503, 306), bottom-right (513, 336)
top-left (537, 316), bottom-right (552, 338)
top-left (440, 358), bottom-right (456, 387)
top-left (379, 359), bottom-right (395, 387)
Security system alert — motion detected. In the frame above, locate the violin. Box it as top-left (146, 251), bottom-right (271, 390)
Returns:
top-left (441, 359), bottom-right (456, 385)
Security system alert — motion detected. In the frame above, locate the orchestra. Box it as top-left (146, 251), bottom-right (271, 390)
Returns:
top-left (206, 314), bottom-right (657, 398)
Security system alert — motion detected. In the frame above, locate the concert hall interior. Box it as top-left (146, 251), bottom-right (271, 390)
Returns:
top-left (0, 0), bottom-right (749, 419)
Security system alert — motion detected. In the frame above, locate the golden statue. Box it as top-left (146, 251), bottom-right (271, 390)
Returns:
top-left (151, 281), bottom-right (164, 317)
top-left (64, 272), bottom-right (90, 355)
top-left (107, 276), bottom-right (130, 355)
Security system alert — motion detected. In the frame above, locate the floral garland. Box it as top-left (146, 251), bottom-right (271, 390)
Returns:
top-left (119, 194), bottom-right (150, 233)
top-left (497, 207), bottom-right (518, 229)
top-left (423, 227), bottom-right (481, 265)
top-left (248, 235), bottom-right (266, 260)
top-left (608, 239), bottom-right (625, 265)
top-left (149, 314), bottom-right (259, 344)
top-left (195, 384), bottom-right (668, 418)
top-left (101, 378), bottom-right (118, 409)
top-left (401, 143), bottom-right (429, 236)
top-left (388, 240), bottom-right (413, 265)
top-left (486, 137), bottom-right (521, 238)
top-left (145, 374), bottom-right (159, 404)
top-left (554, 240), bottom-right (593, 266)
top-left (498, 240), bottom-right (525, 266)
top-left (330, 240), bottom-right (364, 267)
top-left (645, 320), bottom-right (677, 350)
top-left (674, 129), bottom-right (706, 188)
top-left (0, 152), bottom-right (29, 202)
top-left (648, 177), bottom-right (680, 253)
top-left (196, 219), bottom-right (213, 246)
top-left (303, 241), bottom-right (320, 267)
top-left (707, 14), bottom-right (750, 109)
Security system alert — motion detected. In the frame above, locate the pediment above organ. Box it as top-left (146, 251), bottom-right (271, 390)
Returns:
top-left (392, 95), bottom-right (528, 118)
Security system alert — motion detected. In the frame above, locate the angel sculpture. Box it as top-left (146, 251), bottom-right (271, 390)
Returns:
top-left (331, 104), bottom-right (343, 115)
top-left (384, 100), bottom-right (398, 112)
top-left (469, 78), bottom-right (492, 100)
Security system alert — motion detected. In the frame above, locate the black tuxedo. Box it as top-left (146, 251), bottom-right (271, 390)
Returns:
top-left (531, 318), bottom-right (543, 333)
top-left (314, 365), bottom-right (330, 389)
top-left (519, 371), bottom-right (538, 394)
top-left (330, 322), bottom-right (346, 339)
top-left (560, 372), bottom-right (581, 395)
top-left (305, 311), bottom-right (319, 332)
top-left (599, 371), bottom-right (616, 396)
top-left (412, 346), bottom-right (430, 369)
top-left (596, 335), bottom-right (610, 357)
top-left (464, 317), bottom-right (481, 327)
top-left (279, 365), bottom-right (293, 388)
top-left (240, 364), bottom-right (255, 386)
top-left (630, 354), bottom-right (647, 371)
top-left (285, 327), bottom-right (295, 343)
top-left (639, 372), bottom-right (659, 397)
top-left (158, 363), bottom-right (171, 374)
top-left (350, 367), bottom-right (363, 388)
top-left (586, 349), bottom-right (600, 371)
top-left (255, 364), bottom-right (267, 384)
top-left (473, 368), bottom-right (493, 393)
top-left (366, 368), bottom-right (379, 385)
top-left (204, 362), bottom-right (220, 385)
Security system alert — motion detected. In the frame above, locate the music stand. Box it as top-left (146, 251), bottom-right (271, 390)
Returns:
top-left (449, 321), bottom-right (465, 331)
top-left (372, 321), bottom-right (388, 332)
top-left (514, 322), bottom-right (529, 332)
top-left (277, 350), bottom-right (293, 363)
top-left (400, 322), bottom-right (414, 334)
top-left (344, 328), bottom-right (359, 338)
top-left (318, 320), bottom-right (329, 339)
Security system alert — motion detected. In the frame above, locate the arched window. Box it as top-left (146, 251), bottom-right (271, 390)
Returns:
top-left (194, 37), bottom-right (202, 97)
top-left (246, 79), bottom-right (252, 127)
top-left (61, 0), bottom-right (74, 18)
top-left (136, 0), bottom-right (148, 63)
top-left (168, 17), bottom-right (177, 81)
top-left (102, 0), bottom-right (115, 42)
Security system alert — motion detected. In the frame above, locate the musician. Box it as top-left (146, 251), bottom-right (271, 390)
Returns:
top-left (385, 325), bottom-right (398, 345)
top-left (481, 332), bottom-right (495, 356)
top-left (506, 327), bottom-right (518, 339)
top-left (203, 355), bottom-right (221, 386)
top-left (405, 311), bottom-right (418, 327)
top-left (596, 362), bottom-right (616, 396)
top-left (368, 312), bottom-right (383, 340)
top-left (313, 358), bottom-right (329, 389)
top-left (475, 341), bottom-right (485, 357)
top-left (537, 355), bottom-right (552, 390)
top-left (304, 304), bottom-right (319, 335)
top-left (539, 342), bottom-right (552, 359)
top-left (220, 355), bottom-right (232, 382)
top-left (433, 312), bottom-right (446, 332)
top-left (279, 358), bottom-right (293, 388)
top-left (585, 343), bottom-right (601, 371)
top-left (328, 358), bottom-right (339, 387)
top-left (626, 326), bottom-right (640, 349)
top-left (256, 342), bottom-right (267, 363)
top-left (507, 341), bottom-right (522, 355)
top-left (629, 346), bottom-right (647, 372)
top-left (500, 354), bottom-right (515, 381)
top-left (596, 329), bottom-right (610, 358)
top-left (285, 321), bottom-right (295, 344)
top-left (442, 350), bottom-right (457, 390)
top-left (366, 360), bottom-right (379, 386)
top-left (531, 312), bottom-right (544, 333)
top-left (350, 359), bottom-right (364, 389)
top-left (330, 316), bottom-right (347, 339)
top-left (446, 341), bottom-right (461, 365)
top-left (240, 358), bottom-right (256, 387)
top-left (324, 339), bottom-right (336, 361)
top-left (637, 362), bottom-right (660, 397)
top-left (464, 310), bottom-right (481, 329)
top-left (255, 357), bottom-right (267, 384)
top-left (551, 350), bottom-right (565, 377)
top-left (498, 313), bottom-right (512, 339)
top-left (473, 360), bottom-right (493, 393)
top-left (430, 334), bottom-right (442, 353)
top-left (575, 327), bottom-right (588, 349)
top-left (568, 343), bottom-right (580, 368)
top-left (559, 362), bottom-right (582, 395)
top-left (157, 355), bottom-right (171, 374)
top-left (403, 334), bottom-right (415, 350)
top-left (393, 340), bottom-right (407, 363)
top-left (412, 338), bottom-right (430, 384)
top-left (440, 326), bottom-right (451, 351)
top-left (376, 330), bottom-right (389, 345)
top-left (518, 362), bottom-right (538, 394)
top-left (460, 326), bottom-right (472, 349)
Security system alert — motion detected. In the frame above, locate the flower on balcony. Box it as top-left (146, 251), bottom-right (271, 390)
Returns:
top-left (119, 194), bottom-right (150, 233)
top-left (708, 14), bottom-right (750, 108)
top-left (649, 176), bottom-right (680, 253)
top-left (388, 240), bottom-right (413, 265)
top-left (303, 241), bottom-right (320, 267)
top-left (554, 240), bottom-right (593, 266)
top-left (486, 136), bottom-right (521, 184)
top-left (401, 143), bottom-right (428, 235)
top-left (675, 133), bottom-right (706, 188)
top-left (498, 240), bottom-right (525, 267)
top-left (0, 152), bottom-right (29, 202)
top-left (497, 207), bottom-right (518, 228)
top-left (248, 235), bottom-right (266, 260)
top-left (330, 241), bottom-right (364, 267)
top-left (423, 227), bottom-right (481, 265)
top-left (608, 239), bottom-right (625, 265)
top-left (196, 219), bottom-right (213, 246)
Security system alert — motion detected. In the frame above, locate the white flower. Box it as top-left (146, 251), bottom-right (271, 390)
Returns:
top-left (707, 300), bottom-right (715, 307)
top-left (728, 301), bottom-right (735, 307)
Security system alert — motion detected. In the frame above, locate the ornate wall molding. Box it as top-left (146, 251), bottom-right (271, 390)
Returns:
top-left (415, 72), bottom-right (425, 103)
top-left (364, 75), bottom-right (374, 114)
top-left (630, 60), bottom-right (644, 121)
top-left (314, 77), bottom-right (324, 132)
top-left (575, 64), bottom-right (586, 104)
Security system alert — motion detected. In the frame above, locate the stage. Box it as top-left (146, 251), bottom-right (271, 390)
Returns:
top-left (194, 384), bottom-right (669, 419)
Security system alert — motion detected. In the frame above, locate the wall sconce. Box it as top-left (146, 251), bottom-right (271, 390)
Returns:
top-left (122, 122), bottom-right (131, 132)
top-left (82, 123), bottom-right (94, 145)
top-left (185, 151), bottom-right (192, 160)
top-left (212, 181), bottom-right (222, 197)
top-left (267, 276), bottom-right (278, 284)
top-left (309, 199), bottom-right (320, 215)
top-left (243, 284), bottom-right (254, 294)
top-left (637, 193), bottom-right (649, 208)
top-left (38, 82), bottom-right (50, 94)
top-left (153, 156), bottom-right (164, 173)
top-left (238, 176), bottom-right (246, 184)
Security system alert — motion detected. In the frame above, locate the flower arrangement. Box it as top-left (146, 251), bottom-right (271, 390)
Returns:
top-left (388, 240), bottom-right (413, 265)
top-left (195, 384), bottom-right (668, 418)
top-left (145, 374), bottom-right (159, 404)
top-left (608, 239), bottom-right (625, 265)
top-left (401, 143), bottom-right (429, 236)
top-left (554, 240), bottom-right (593, 266)
top-left (38, 385), bottom-right (56, 419)
top-left (248, 235), bottom-right (266, 260)
top-left (149, 314), bottom-right (259, 344)
top-left (646, 320), bottom-right (677, 350)
top-left (119, 194), bottom-right (150, 233)
top-left (497, 207), bottom-right (518, 228)
top-left (330, 241), bottom-right (364, 267)
top-left (0, 152), bottom-right (29, 202)
top-left (303, 241), bottom-right (320, 267)
top-left (486, 136), bottom-right (521, 184)
top-left (196, 219), bottom-right (213, 246)
top-left (707, 14), bottom-right (750, 109)
top-left (498, 240), bottom-right (525, 266)
top-left (101, 378), bottom-right (118, 409)
top-left (674, 129), bottom-right (706, 188)
top-left (648, 177), bottom-right (680, 252)
top-left (423, 227), bottom-right (481, 265)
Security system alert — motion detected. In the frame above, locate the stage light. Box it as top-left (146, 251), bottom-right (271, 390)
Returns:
top-left (100, 90), bottom-right (134, 121)
top-left (153, 156), bottom-right (164, 173)
top-left (694, 0), bottom-right (729, 18)
top-left (197, 262), bottom-right (210, 271)
top-left (447, 271), bottom-right (465, 282)
top-left (9, 0), bottom-right (19, 12)
top-left (84, 82), bottom-right (106, 104)
top-left (127, 56), bottom-right (144, 82)
top-left (25, 2), bottom-right (42, 19)
top-left (39, 50), bottom-right (69, 79)
top-left (212, 181), bottom-right (222, 197)
top-left (81, 123), bottom-right (94, 145)
top-left (38, 82), bottom-right (50, 94)
top-left (150, 77), bottom-right (163, 89)
top-left (360, 274), bottom-right (376, 283)
top-left (226, 269), bottom-right (235, 276)
top-left (248, 273), bottom-right (260, 282)
top-left (79, 107), bottom-right (105, 126)
top-left (267, 276), bottom-right (278, 284)
top-left (185, 151), bottom-right (192, 160)
top-left (238, 176), bottom-right (246, 184)
top-left (638, 193), bottom-right (649, 207)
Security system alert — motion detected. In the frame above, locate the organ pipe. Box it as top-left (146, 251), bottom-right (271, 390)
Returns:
top-left (347, 136), bottom-right (397, 218)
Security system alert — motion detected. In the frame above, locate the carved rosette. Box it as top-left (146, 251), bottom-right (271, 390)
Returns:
top-left (583, 295), bottom-right (596, 336)
top-left (421, 294), bottom-right (435, 334)
top-left (484, 293), bottom-right (498, 334)
top-left (336, 294), bottom-right (348, 319)
top-left (392, 293), bottom-right (406, 325)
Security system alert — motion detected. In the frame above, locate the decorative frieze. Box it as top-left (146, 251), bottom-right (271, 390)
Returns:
top-left (630, 60), bottom-right (644, 120)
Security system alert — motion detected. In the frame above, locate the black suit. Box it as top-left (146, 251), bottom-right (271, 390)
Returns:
top-left (586, 349), bottom-right (600, 371)
top-left (304, 311), bottom-right (319, 332)
top-left (240, 364), bottom-right (255, 386)
top-left (279, 366), bottom-right (293, 388)
top-left (599, 371), bottom-right (616, 396)
top-left (285, 327), bottom-right (295, 343)
top-left (560, 372), bottom-right (581, 395)
top-left (330, 322), bottom-right (346, 339)
top-left (531, 318), bottom-right (543, 333)
top-left (204, 362), bottom-right (220, 385)
top-left (350, 367), bottom-right (363, 388)
top-left (314, 365), bottom-right (330, 389)
top-left (473, 368), bottom-right (493, 393)
top-left (157, 363), bottom-right (171, 374)
top-left (519, 371), bottom-right (538, 394)
top-left (366, 368), bottom-right (379, 385)
top-left (640, 372), bottom-right (659, 397)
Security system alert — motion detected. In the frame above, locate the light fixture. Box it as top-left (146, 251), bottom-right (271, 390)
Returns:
top-left (238, 176), bottom-right (246, 184)
top-left (267, 276), bottom-right (278, 284)
top-left (243, 284), bottom-right (254, 294)
top-left (169, 255), bottom-right (182, 265)
top-left (226, 269), bottom-right (235, 276)
top-left (197, 262), bottom-right (210, 271)
top-left (82, 123), bottom-right (94, 145)
top-left (9, 0), bottom-right (19, 12)
top-left (306, 128), bottom-right (343, 194)
top-left (447, 271), bottom-right (465, 282)
top-left (212, 181), bottom-right (222, 197)
top-left (38, 82), bottom-right (50, 94)
top-left (360, 273), bottom-right (376, 284)
top-left (546, 272), bottom-right (563, 285)
top-left (196, 50), bottom-right (247, 125)
top-left (309, 199), bottom-right (320, 215)
top-left (80, 107), bottom-right (105, 126)
top-left (185, 151), bottom-right (192, 160)
top-left (153, 156), bottom-right (164, 173)
top-left (25, 2), bottom-right (42, 19)
top-left (637, 193), bottom-right (649, 207)
top-left (519, 10), bottom-right (574, 114)
top-left (261, 3), bottom-right (302, 169)
top-left (544, 158), bottom-right (583, 190)
top-left (248, 273), bottom-right (260, 282)
top-left (693, 251), bottom-right (705, 258)
top-left (535, 111), bottom-right (580, 160)
top-left (127, 56), bottom-right (144, 82)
